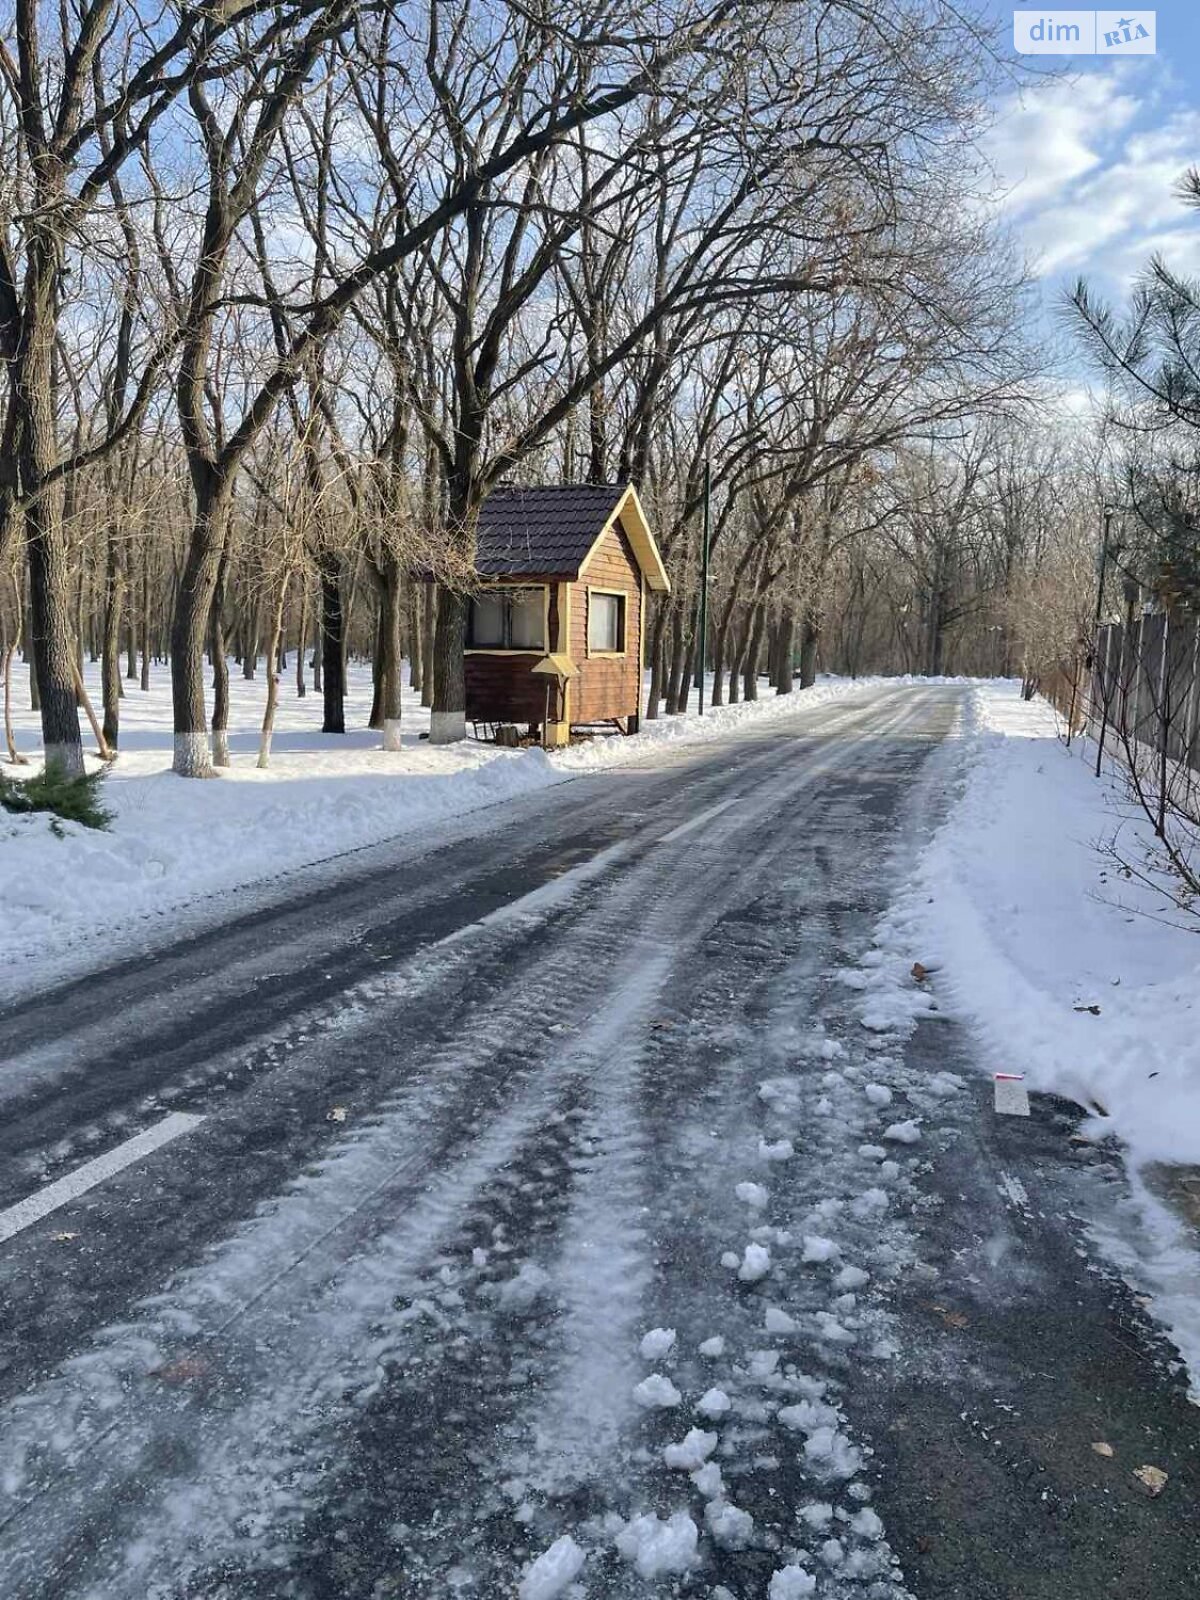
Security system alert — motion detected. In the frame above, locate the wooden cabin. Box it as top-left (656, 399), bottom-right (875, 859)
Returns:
top-left (465, 483), bottom-right (670, 746)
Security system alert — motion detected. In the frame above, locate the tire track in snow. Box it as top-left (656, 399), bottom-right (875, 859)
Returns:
top-left (0, 890), bottom-right (676, 1598)
top-left (490, 696), bottom-right (953, 1597)
top-left (0, 688), bottom-right (947, 1600)
top-left (191, 695), bottom-right (942, 1599)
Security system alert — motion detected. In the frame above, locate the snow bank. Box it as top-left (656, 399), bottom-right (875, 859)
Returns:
top-left (875, 682), bottom-right (1200, 1170)
top-left (866, 681), bottom-right (1200, 1390)
top-left (0, 661), bottom-right (893, 997)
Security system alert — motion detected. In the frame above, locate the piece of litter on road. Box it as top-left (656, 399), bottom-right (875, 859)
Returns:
top-left (49, 1231), bottom-right (78, 1242)
top-left (1091, 1442), bottom-right (1115, 1458)
top-left (1134, 1464), bottom-right (1168, 1496)
top-left (327, 1106), bottom-right (348, 1122)
top-left (993, 1076), bottom-right (1030, 1117)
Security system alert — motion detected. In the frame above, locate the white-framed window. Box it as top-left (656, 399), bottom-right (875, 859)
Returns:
top-left (468, 586), bottom-right (545, 650)
top-left (588, 590), bottom-right (626, 654)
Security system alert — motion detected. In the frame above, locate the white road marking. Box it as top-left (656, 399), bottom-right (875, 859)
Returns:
top-left (0, 1112), bottom-right (205, 1245)
top-left (994, 1077), bottom-right (1031, 1117)
top-left (432, 841), bottom-right (632, 948)
top-left (659, 796), bottom-right (740, 843)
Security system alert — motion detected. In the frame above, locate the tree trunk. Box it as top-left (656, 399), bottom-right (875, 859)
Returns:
top-left (18, 276), bottom-right (84, 775)
top-left (295, 582), bottom-right (307, 698)
top-left (742, 599), bottom-right (766, 702)
top-left (241, 601), bottom-right (258, 679)
top-left (257, 574), bottom-right (289, 769)
top-left (776, 603), bottom-right (796, 695)
top-left (644, 600), bottom-right (668, 721)
top-left (798, 604), bottom-right (820, 690)
top-left (665, 604), bottom-right (687, 715)
top-left (420, 580), bottom-right (436, 709)
top-left (139, 549), bottom-right (151, 692)
top-left (3, 577), bottom-right (27, 764)
top-left (101, 529), bottom-right (124, 751)
top-left (430, 584), bottom-right (468, 743)
top-left (71, 660), bottom-right (111, 760)
top-left (171, 473), bottom-right (232, 776)
top-left (728, 614), bottom-right (745, 704)
top-left (379, 560), bottom-right (403, 751)
top-left (319, 550), bottom-right (345, 734)
top-left (368, 603), bottom-right (385, 730)
top-left (125, 588), bottom-right (138, 681)
top-left (210, 546), bottom-right (232, 767)
top-left (711, 617), bottom-right (727, 707)
top-left (3, 640), bottom-right (20, 764)
top-left (407, 583), bottom-right (422, 699)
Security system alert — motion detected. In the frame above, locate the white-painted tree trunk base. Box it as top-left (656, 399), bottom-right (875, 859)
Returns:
top-left (429, 710), bottom-right (466, 745)
top-left (382, 718), bottom-right (402, 752)
top-left (211, 729), bottom-right (230, 767)
top-left (174, 731), bottom-right (213, 778)
top-left (256, 730), bottom-right (273, 770)
top-left (43, 742), bottom-right (85, 779)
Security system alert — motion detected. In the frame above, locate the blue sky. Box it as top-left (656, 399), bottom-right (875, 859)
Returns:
top-left (977, 3), bottom-right (1199, 375)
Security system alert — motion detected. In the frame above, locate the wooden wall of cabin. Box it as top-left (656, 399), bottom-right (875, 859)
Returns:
top-left (464, 652), bottom-right (548, 724)
top-left (464, 580), bottom-right (566, 726)
top-left (570, 520), bottom-right (643, 723)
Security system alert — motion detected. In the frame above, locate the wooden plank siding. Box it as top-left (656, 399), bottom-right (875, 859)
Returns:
top-left (464, 651), bottom-right (547, 724)
top-left (572, 518), bottom-right (643, 723)
top-left (465, 581), bottom-right (567, 726)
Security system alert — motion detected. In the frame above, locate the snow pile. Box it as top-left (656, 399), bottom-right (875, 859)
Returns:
top-left (518, 1535), bottom-right (586, 1600)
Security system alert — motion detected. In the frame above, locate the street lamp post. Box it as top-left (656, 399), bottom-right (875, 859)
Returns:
top-left (1092, 504), bottom-right (1121, 776)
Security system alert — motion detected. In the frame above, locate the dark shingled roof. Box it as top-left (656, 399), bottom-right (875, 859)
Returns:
top-left (475, 484), bottom-right (625, 578)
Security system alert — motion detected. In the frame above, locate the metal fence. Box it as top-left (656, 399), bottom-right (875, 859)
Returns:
top-left (1085, 611), bottom-right (1200, 768)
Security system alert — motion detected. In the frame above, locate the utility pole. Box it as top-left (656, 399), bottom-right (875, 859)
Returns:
top-left (697, 457), bottom-right (711, 715)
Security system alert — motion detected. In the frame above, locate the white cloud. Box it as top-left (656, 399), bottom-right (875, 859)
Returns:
top-left (985, 74), bottom-right (1141, 214)
top-left (985, 76), bottom-right (1200, 282)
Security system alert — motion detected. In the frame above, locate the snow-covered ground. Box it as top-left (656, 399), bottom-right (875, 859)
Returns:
top-left (854, 681), bottom-right (1200, 1394)
top-left (865, 682), bottom-right (1200, 1171)
top-left (0, 660), bottom-right (888, 995)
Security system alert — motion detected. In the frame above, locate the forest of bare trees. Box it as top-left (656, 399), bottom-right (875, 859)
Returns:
top-left (0, 0), bottom-right (1102, 784)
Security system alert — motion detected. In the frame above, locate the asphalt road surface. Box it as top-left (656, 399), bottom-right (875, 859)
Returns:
top-left (0, 684), bottom-right (1196, 1599)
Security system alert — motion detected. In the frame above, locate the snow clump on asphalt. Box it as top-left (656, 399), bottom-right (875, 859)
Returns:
top-left (769, 1564), bottom-right (818, 1597)
top-left (662, 1428), bottom-right (718, 1470)
top-left (614, 1511), bottom-right (698, 1578)
top-left (517, 1535), bottom-right (586, 1600)
top-left (639, 1326), bottom-right (676, 1360)
top-left (632, 1373), bottom-right (681, 1409)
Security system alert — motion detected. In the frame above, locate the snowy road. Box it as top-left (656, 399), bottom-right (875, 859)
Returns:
top-left (0, 684), bottom-right (1197, 1599)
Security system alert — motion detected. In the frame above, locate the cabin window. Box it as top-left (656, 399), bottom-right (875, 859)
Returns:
top-left (588, 590), bottom-right (626, 654)
top-left (468, 587), bottom-right (545, 650)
